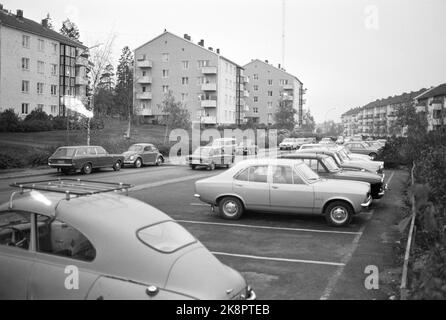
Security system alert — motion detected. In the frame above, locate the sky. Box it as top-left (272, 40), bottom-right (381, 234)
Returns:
top-left (3, 0), bottom-right (446, 123)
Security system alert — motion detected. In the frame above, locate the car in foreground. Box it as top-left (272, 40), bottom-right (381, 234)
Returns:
top-left (319, 138), bottom-right (334, 145)
top-left (48, 146), bottom-right (124, 175)
top-left (195, 158), bottom-right (372, 227)
top-left (0, 179), bottom-right (255, 300)
top-left (344, 142), bottom-right (381, 160)
top-left (280, 153), bottom-right (387, 199)
top-left (236, 139), bottom-right (258, 156)
top-left (186, 146), bottom-right (234, 170)
top-left (122, 144), bottom-right (164, 168)
top-left (279, 138), bottom-right (300, 150)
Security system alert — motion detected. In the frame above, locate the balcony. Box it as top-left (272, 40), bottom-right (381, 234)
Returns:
top-left (430, 103), bottom-right (442, 111)
top-left (201, 83), bottom-right (217, 91)
top-left (243, 90), bottom-right (250, 98)
top-left (139, 108), bottom-right (155, 116)
top-left (244, 76), bottom-right (250, 84)
top-left (75, 76), bottom-right (88, 86)
top-left (136, 59), bottom-right (153, 68)
top-left (432, 118), bottom-right (442, 126)
top-left (282, 84), bottom-right (293, 90)
top-left (201, 66), bottom-right (217, 74)
top-left (201, 99), bottom-right (217, 108)
top-left (283, 95), bottom-right (294, 101)
top-left (136, 92), bottom-right (152, 100)
top-left (75, 56), bottom-right (89, 67)
top-left (416, 105), bottom-right (426, 113)
top-left (201, 116), bottom-right (217, 124)
top-left (137, 76), bottom-right (152, 84)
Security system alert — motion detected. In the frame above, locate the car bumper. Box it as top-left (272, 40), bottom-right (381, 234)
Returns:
top-left (361, 195), bottom-right (373, 208)
top-left (124, 160), bottom-right (136, 165)
top-left (48, 163), bottom-right (75, 168)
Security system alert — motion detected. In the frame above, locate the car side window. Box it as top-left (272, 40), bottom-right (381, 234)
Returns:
top-left (144, 146), bottom-right (152, 152)
top-left (234, 168), bottom-right (249, 181)
top-left (272, 166), bottom-right (293, 184)
top-left (308, 159), bottom-right (318, 171)
top-left (36, 215), bottom-right (96, 262)
top-left (293, 168), bottom-right (305, 184)
top-left (250, 166), bottom-right (268, 183)
top-left (76, 147), bottom-right (88, 156)
top-left (317, 161), bottom-right (327, 173)
top-left (96, 147), bottom-right (107, 155)
top-left (87, 147), bottom-right (97, 155)
top-left (0, 211), bottom-right (31, 250)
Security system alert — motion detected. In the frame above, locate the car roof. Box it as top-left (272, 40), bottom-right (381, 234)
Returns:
top-left (300, 143), bottom-right (323, 147)
top-left (232, 158), bottom-right (304, 167)
top-left (282, 153), bottom-right (329, 160)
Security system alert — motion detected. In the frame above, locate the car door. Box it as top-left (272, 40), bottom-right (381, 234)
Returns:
top-left (86, 147), bottom-right (98, 168)
top-left (0, 210), bottom-right (34, 300)
top-left (27, 215), bottom-right (99, 300)
top-left (233, 165), bottom-right (270, 210)
top-left (95, 147), bottom-right (110, 167)
top-left (143, 145), bottom-right (157, 164)
top-left (269, 165), bottom-right (315, 214)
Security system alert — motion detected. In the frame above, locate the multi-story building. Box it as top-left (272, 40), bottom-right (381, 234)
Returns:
top-left (133, 31), bottom-right (245, 126)
top-left (243, 59), bottom-right (305, 126)
top-left (0, 6), bottom-right (88, 117)
top-left (414, 83), bottom-right (446, 131)
top-left (341, 89), bottom-right (427, 137)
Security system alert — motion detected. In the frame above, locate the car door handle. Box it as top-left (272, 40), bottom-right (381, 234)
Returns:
top-left (272, 186), bottom-right (279, 189)
top-left (235, 184), bottom-right (244, 187)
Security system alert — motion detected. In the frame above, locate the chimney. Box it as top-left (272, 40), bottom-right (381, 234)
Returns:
top-left (278, 63), bottom-right (281, 69)
top-left (208, 47), bottom-right (213, 51)
top-left (198, 39), bottom-right (204, 47)
top-left (42, 18), bottom-right (48, 28)
top-left (184, 34), bottom-right (191, 41)
top-left (265, 60), bottom-right (269, 64)
top-left (16, 9), bottom-right (23, 19)
top-left (216, 49), bottom-right (220, 54)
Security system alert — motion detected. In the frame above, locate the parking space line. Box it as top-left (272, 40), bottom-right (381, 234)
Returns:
top-left (386, 171), bottom-right (395, 186)
top-left (212, 252), bottom-right (345, 267)
top-left (130, 173), bottom-right (212, 192)
top-left (178, 219), bottom-right (362, 235)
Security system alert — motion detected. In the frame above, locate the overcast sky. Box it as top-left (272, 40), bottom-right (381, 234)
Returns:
top-left (3, 0), bottom-right (446, 122)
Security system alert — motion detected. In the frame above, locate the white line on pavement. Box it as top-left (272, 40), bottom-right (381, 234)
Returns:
top-left (386, 171), bottom-right (395, 186)
top-left (131, 173), bottom-right (212, 192)
top-left (178, 219), bottom-right (362, 235)
top-left (319, 209), bottom-right (375, 300)
top-left (212, 252), bottom-right (345, 267)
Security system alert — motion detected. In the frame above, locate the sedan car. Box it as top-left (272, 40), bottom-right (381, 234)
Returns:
top-left (279, 138), bottom-right (300, 150)
top-left (195, 159), bottom-right (372, 227)
top-left (122, 144), bottom-right (164, 168)
top-left (344, 142), bottom-right (381, 160)
top-left (0, 179), bottom-right (255, 300)
top-left (48, 146), bottom-right (124, 175)
top-left (280, 153), bottom-right (387, 199)
top-left (186, 146), bottom-right (234, 170)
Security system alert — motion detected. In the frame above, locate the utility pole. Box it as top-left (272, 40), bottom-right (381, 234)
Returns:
top-left (282, 0), bottom-right (286, 68)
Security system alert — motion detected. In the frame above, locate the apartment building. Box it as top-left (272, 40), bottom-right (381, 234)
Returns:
top-left (342, 89), bottom-right (427, 137)
top-left (414, 83), bottom-right (446, 131)
top-left (133, 31), bottom-right (245, 126)
top-left (0, 6), bottom-right (88, 118)
top-left (243, 59), bottom-right (305, 126)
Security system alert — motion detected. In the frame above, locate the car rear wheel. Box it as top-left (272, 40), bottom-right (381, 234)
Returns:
top-left (113, 161), bottom-right (122, 171)
top-left (325, 201), bottom-right (353, 227)
top-left (369, 152), bottom-right (377, 160)
top-left (134, 158), bottom-right (142, 168)
top-left (219, 197), bottom-right (244, 220)
top-left (207, 162), bottom-right (216, 171)
top-left (82, 163), bottom-right (92, 175)
top-left (155, 157), bottom-right (162, 166)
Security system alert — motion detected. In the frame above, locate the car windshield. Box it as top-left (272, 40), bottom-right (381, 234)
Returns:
top-left (193, 147), bottom-right (212, 156)
top-left (296, 138), bottom-right (306, 143)
top-left (128, 145), bottom-right (144, 152)
top-left (52, 147), bottom-right (76, 158)
top-left (137, 221), bottom-right (196, 253)
top-left (297, 163), bottom-right (320, 182)
top-left (323, 157), bottom-right (340, 172)
top-left (338, 149), bottom-right (351, 161)
top-left (333, 152), bottom-right (343, 164)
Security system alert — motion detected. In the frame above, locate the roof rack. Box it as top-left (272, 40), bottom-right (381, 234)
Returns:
top-left (10, 179), bottom-right (134, 200)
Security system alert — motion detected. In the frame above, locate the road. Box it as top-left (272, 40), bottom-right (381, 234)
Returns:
top-left (0, 162), bottom-right (406, 300)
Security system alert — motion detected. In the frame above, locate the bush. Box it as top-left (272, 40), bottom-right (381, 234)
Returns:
top-left (0, 109), bottom-right (21, 132)
top-left (19, 119), bottom-right (54, 132)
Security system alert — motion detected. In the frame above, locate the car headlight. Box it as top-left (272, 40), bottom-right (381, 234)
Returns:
top-left (130, 155), bottom-right (135, 161)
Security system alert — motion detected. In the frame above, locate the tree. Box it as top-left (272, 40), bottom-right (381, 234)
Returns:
top-left (301, 109), bottom-right (316, 133)
top-left (60, 19), bottom-right (80, 40)
top-left (158, 91), bottom-right (192, 143)
top-left (115, 47), bottom-right (134, 118)
top-left (274, 96), bottom-right (297, 131)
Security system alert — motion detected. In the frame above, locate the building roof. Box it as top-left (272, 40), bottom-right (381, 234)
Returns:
top-left (243, 59), bottom-right (303, 84)
top-left (415, 83), bottom-right (446, 100)
top-left (134, 30), bottom-right (242, 68)
top-left (0, 8), bottom-right (86, 49)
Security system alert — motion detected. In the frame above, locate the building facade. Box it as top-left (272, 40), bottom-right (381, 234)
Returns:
top-left (243, 59), bottom-right (305, 126)
top-left (342, 89), bottom-right (427, 137)
top-left (0, 6), bottom-right (88, 118)
top-left (414, 83), bottom-right (446, 131)
top-left (133, 31), bottom-right (245, 125)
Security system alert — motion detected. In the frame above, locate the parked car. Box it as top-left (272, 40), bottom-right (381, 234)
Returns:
top-left (194, 158), bottom-right (372, 227)
top-left (236, 139), bottom-right (259, 156)
top-left (330, 146), bottom-right (372, 161)
top-left (336, 136), bottom-right (344, 144)
top-left (208, 138), bottom-right (237, 155)
top-left (344, 142), bottom-right (382, 160)
top-left (376, 139), bottom-right (387, 146)
top-left (122, 144), bottom-right (164, 168)
top-left (279, 138), bottom-right (300, 150)
top-left (48, 146), bottom-right (124, 175)
top-left (0, 179), bottom-right (256, 300)
top-left (298, 143), bottom-right (323, 151)
top-left (280, 153), bottom-right (387, 199)
top-left (186, 146), bottom-right (234, 170)
top-left (364, 141), bottom-right (385, 150)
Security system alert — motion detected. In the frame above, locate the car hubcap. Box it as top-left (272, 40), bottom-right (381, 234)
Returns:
top-left (331, 207), bottom-right (348, 224)
top-left (136, 160), bottom-right (142, 167)
top-left (116, 162), bottom-right (120, 169)
top-left (85, 166), bottom-right (91, 174)
top-left (224, 201), bottom-right (238, 216)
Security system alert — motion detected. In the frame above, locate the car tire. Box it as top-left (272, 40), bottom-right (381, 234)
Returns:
top-left (190, 165), bottom-right (197, 170)
top-left (134, 158), bottom-right (143, 168)
top-left (82, 163), bottom-right (93, 175)
top-left (207, 163), bottom-right (216, 171)
top-left (219, 197), bottom-right (244, 220)
top-left (155, 157), bottom-right (162, 166)
top-left (369, 152), bottom-right (377, 160)
top-left (325, 201), bottom-right (353, 227)
top-left (113, 160), bottom-right (122, 172)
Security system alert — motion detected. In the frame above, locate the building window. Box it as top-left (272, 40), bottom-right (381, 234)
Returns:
top-left (51, 105), bottom-right (57, 114)
top-left (197, 76), bottom-right (205, 85)
top-left (52, 43), bottom-right (58, 54)
top-left (162, 69), bottom-right (169, 78)
top-left (51, 85), bottom-right (57, 96)
top-left (182, 61), bottom-right (189, 70)
top-left (268, 102), bottom-right (273, 109)
top-left (21, 103), bottom-right (29, 114)
top-left (254, 96), bottom-right (259, 103)
top-left (253, 85), bottom-right (259, 91)
top-left (268, 91), bottom-right (273, 97)
top-left (37, 83), bottom-right (44, 94)
top-left (22, 80), bottom-right (29, 93)
top-left (142, 86), bottom-right (147, 93)
top-left (38, 39), bottom-right (45, 52)
top-left (162, 85), bottom-right (169, 93)
top-left (22, 58), bottom-right (30, 70)
top-left (268, 79), bottom-right (273, 85)
top-left (197, 60), bottom-right (210, 68)
top-left (181, 77), bottom-right (189, 85)
top-left (37, 104), bottom-right (44, 111)
top-left (253, 108), bottom-right (259, 114)
top-left (253, 74), bottom-right (259, 80)
top-left (181, 93), bottom-right (188, 102)
top-left (162, 53), bottom-right (169, 62)
top-left (37, 61), bottom-right (45, 74)
top-left (22, 35), bottom-right (30, 48)
top-left (51, 64), bottom-right (57, 76)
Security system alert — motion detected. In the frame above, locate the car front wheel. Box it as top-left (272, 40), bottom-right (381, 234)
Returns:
top-left (134, 158), bottom-right (142, 168)
top-left (219, 197), bottom-right (244, 220)
top-left (325, 201), bottom-right (353, 227)
top-left (155, 157), bottom-right (163, 166)
top-left (113, 161), bottom-right (122, 171)
top-left (82, 163), bottom-right (92, 175)
top-left (207, 162), bottom-right (216, 171)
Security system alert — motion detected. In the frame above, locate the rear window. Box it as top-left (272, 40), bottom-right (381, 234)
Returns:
top-left (52, 148), bottom-right (76, 157)
top-left (137, 221), bottom-right (196, 253)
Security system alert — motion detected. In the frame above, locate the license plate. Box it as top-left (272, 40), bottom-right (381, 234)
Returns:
top-left (57, 160), bottom-right (66, 164)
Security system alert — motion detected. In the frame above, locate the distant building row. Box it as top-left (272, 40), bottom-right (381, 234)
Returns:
top-left (133, 31), bottom-right (306, 126)
top-left (341, 84), bottom-right (446, 137)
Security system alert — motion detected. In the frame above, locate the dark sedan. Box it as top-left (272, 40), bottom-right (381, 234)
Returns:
top-left (281, 153), bottom-right (387, 199)
top-left (48, 146), bottom-right (124, 175)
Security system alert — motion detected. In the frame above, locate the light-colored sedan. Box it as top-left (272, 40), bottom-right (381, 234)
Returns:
top-left (195, 159), bottom-right (372, 227)
top-left (0, 179), bottom-right (255, 300)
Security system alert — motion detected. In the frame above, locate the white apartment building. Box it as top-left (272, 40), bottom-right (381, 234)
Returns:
top-left (0, 6), bottom-right (88, 118)
top-left (133, 31), bottom-right (245, 125)
top-left (415, 83), bottom-right (446, 131)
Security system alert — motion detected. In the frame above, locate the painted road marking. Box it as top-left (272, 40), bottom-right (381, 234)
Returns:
top-left (131, 173), bottom-right (213, 192)
top-left (212, 252), bottom-right (345, 267)
top-left (178, 219), bottom-right (362, 235)
top-left (386, 171), bottom-right (395, 186)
